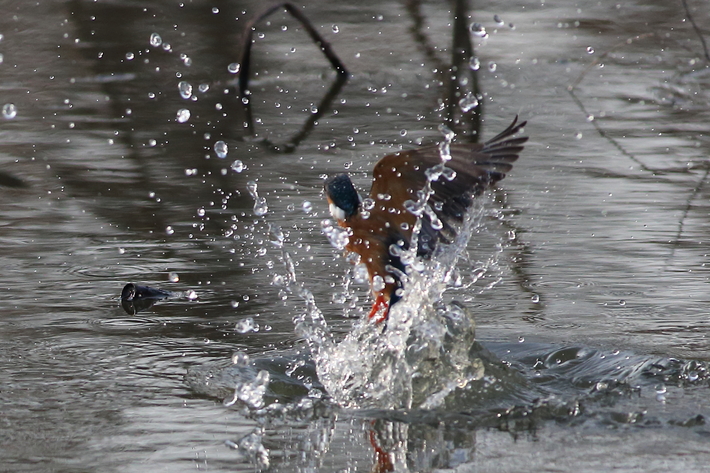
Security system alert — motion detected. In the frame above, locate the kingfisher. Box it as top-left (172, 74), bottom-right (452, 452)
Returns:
top-left (324, 116), bottom-right (527, 323)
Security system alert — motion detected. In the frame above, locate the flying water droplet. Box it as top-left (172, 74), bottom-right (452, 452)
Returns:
top-left (178, 81), bottom-right (192, 99)
top-left (458, 92), bottom-right (479, 112)
top-left (232, 351), bottom-right (249, 366)
top-left (2, 103), bottom-right (17, 119)
top-left (531, 293), bottom-right (540, 303)
top-left (494, 14), bottom-right (504, 26)
top-left (587, 46), bottom-right (595, 54)
top-left (176, 108), bottom-right (190, 123)
top-left (247, 180), bottom-right (268, 216)
top-left (470, 23), bottom-right (487, 37)
top-left (214, 140), bottom-right (228, 158)
top-left (332, 25), bottom-right (340, 33)
top-left (231, 160), bottom-right (244, 173)
top-left (372, 275), bottom-right (385, 292)
top-left (488, 61), bottom-right (497, 72)
top-left (227, 62), bottom-right (241, 74)
top-left (168, 272), bottom-right (179, 282)
top-left (235, 317), bottom-right (259, 333)
top-left (150, 33), bottom-right (162, 47)
top-left (469, 56), bottom-right (480, 70)
top-left (321, 219), bottom-right (351, 250)
top-left (302, 200), bottom-right (313, 213)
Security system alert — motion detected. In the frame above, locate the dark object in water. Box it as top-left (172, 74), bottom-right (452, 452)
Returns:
top-left (120, 283), bottom-right (172, 315)
top-left (324, 116), bottom-right (527, 323)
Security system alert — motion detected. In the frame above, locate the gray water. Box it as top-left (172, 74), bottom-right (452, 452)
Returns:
top-left (3, 0), bottom-right (710, 471)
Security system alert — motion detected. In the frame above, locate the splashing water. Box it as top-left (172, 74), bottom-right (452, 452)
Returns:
top-left (246, 180), bottom-right (268, 216)
top-left (290, 127), bottom-right (501, 409)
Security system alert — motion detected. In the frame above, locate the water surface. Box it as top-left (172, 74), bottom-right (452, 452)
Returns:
top-left (2, 0), bottom-right (710, 471)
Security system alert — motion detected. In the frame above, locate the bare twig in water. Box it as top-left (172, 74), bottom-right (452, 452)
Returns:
top-left (448, 0), bottom-right (482, 141)
top-left (568, 24), bottom-right (710, 270)
top-left (568, 33), bottom-right (655, 92)
top-left (404, 0), bottom-right (483, 141)
top-left (666, 165), bottom-right (710, 269)
top-left (236, 2), bottom-right (350, 152)
top-left (237, 2), bottom-right (348, 99)
top-left (403, 0), bottom-right (447, 72)
top-left (681, 0), bottom-right (710, 62)
top-left (567, 33), bottom-right (661, 173)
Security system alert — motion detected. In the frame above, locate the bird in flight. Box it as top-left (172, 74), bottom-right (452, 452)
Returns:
top-left (324, 116), bottom-right (527, 323)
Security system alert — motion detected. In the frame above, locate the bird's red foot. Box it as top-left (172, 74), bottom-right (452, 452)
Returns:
top-left (368, 293), bottom-right (389, 324)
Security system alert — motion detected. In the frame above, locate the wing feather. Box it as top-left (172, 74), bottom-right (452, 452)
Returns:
top-left (367, 116), bottom-right (527, 257)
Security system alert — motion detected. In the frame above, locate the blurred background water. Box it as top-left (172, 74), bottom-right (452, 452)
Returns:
top-left (2, 0), bottom-right (710, 471)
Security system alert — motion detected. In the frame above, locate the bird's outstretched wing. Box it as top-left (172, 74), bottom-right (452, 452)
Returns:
top-left (368, 116), bottom-right (527, 256)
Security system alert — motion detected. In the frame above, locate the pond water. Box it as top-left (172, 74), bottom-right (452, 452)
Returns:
top-left (3, 0), bottom-right (710, 471)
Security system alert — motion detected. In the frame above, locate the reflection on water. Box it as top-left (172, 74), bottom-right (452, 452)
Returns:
top-left (3, 0), bottom-right (710, 471)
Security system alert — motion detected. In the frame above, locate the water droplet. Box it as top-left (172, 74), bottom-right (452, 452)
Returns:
top-left (247, 180), bottom-right (268, 216)
top-left (488, 61), bottom-right (497, 72)
top-left (332, 25), bottom-right (340, 33)
top-left (178, 80), bottom-right (192, 99)
top-left (575, 132), bottom-right (583, 140)
top-left (235, 317), bottom-right (258, 333)
top-left (125, 52), bottom-right (135, 61)
top-left (655, 384), bottom-right (667, 403)
top-left (198, 83), bottom-right (209, 93)
top-left (186, 290), bottom-right (198, 300)
top-left (302, 200), bottom-right (313, 213)
top-left (212, 6), bottom-right (219, 13)
top-left (231, 160), bottom-right (244, 173)
top-left (470, 23), bottom-right (487, 37)
top-left (176, 108), bottom-right (190, 123)
top-left (150, 33), bottom-right (162, 47)
top-left (494, 14), bottom-right (504, 26)
top-left (372, 275), bottom-right (385, 292)
top-left (2, 103), bottom-right (17, 119)
top-left (400, 129), bottom-right (407, 137)
top-left (468, 57), bottom-right (481, 71)
top-left (458, 92), bottom-right (479, 112)
top-left (227, 62), bottom-right (241, 74)
top-left (148, 139), bottom-right (157, 147)
top-left (321, 219), bottom-right (351, 250)
top-left (618, 299), bottom-right (626, 306)
top-left (214, 140), bottom-right (228, 158)
top-left (232, 351), bottom-right (249, 366)
top-left (197, 207), bottom-right (206, 217)
top-left (587, 46), bottom-right (595, 54)
top-left (437, 124), bottom-right (454, 144)
top-left (166, 226), bottom-right (174, 235)
top-left (168, 272), bottom-right (179, 282)
top-left (518, 336), bottom-right (525, 343)
top-left (0, 53), bottom-right (4, 65)
top-left (531, 293), bottom-right (540, 303)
